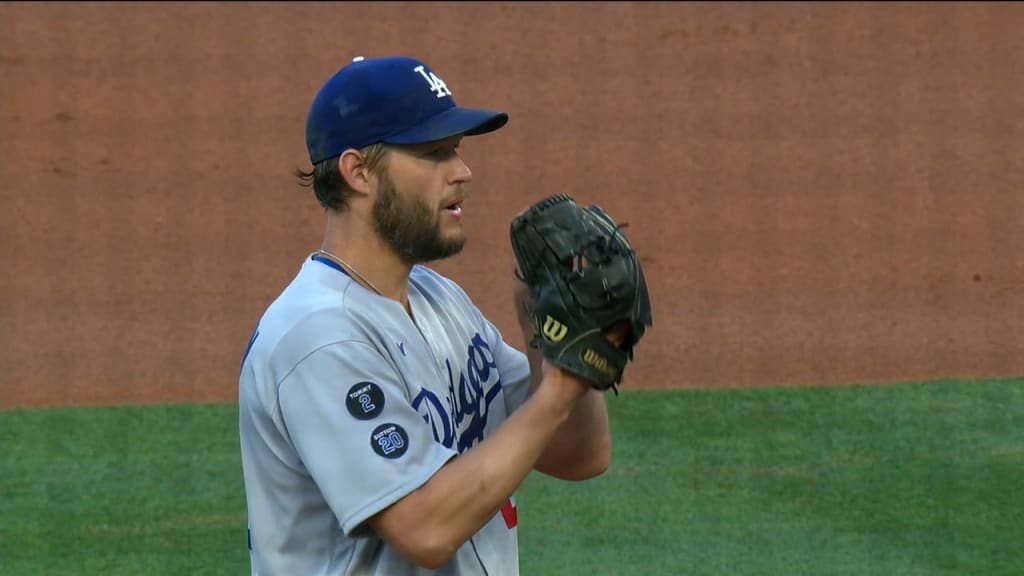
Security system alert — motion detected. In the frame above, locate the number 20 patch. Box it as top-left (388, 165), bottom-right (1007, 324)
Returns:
top-left (371, 423), bottom-right (409, 459)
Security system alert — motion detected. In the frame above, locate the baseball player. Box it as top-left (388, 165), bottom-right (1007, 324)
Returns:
top-left (237, 55), bottom-right (612, 575)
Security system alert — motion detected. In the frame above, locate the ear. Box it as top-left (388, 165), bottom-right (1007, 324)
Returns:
top-left (338, 150), bottom-right (373, 194)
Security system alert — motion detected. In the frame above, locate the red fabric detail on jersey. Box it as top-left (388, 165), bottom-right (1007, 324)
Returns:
top-left (501, 498), bottom-right (518, 528)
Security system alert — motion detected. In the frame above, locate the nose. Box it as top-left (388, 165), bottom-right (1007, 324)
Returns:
top-left (449, 155), bottom-right (472, 185)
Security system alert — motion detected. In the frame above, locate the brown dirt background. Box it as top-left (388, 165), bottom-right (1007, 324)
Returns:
top-left (2, 2), bottom-right (1022, 409)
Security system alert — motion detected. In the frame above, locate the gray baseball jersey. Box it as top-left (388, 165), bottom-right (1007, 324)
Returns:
top-left (239, 253), bottom-right (532, 575)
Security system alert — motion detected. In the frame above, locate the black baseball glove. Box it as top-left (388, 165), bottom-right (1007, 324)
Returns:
top-left (510, 193), bottom-right (652, 392)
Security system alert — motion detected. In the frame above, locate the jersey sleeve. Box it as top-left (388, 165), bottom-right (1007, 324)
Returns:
top-left (277, 340), bottom-right (457, 536)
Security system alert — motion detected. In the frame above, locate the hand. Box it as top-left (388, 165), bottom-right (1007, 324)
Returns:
top-left (540, 359), bottom-right (593, 403)
top-left (604, 320), bottom-right (630, 348)
top-left (542, 323), bottom-right (630, 398)
top-left (564, 322), bottom-right (631, 388)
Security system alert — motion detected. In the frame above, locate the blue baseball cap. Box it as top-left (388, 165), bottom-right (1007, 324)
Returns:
top-left (304, 55), bottom-right (509, 164)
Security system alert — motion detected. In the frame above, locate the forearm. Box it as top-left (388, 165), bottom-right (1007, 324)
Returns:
top-left (533, 350), bottom-right (611, 479)
top-left (419, 382), bottom-right (577, 538)
top-left (368, 374), bottom-right (586, 567)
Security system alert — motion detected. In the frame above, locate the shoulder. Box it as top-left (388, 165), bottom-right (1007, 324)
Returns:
top-left (410, 264), bottom-right (474, 304)
top-left (257, 258), bottom-right (374, 356)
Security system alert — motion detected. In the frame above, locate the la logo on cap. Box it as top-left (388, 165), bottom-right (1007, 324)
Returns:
top-left (414, 65), bottom-right (452, 99)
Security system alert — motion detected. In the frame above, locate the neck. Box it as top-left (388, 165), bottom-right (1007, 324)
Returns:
top-left (320, 210), bottom-right (413, 307)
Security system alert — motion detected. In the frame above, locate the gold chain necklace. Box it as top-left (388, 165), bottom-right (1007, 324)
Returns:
top-left (315, 248), bottom-right (384, 296)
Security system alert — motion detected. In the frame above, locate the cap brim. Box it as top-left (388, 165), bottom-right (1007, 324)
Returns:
top-left (384, 106), bottom-right (509, 145)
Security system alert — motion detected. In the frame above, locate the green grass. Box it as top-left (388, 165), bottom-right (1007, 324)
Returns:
top-left (0, 403), bottom-right (248, 575)
top-left (520, 378), bottom-right (1024, 575)
top-left (2, 378), bottom-right (1022, 575)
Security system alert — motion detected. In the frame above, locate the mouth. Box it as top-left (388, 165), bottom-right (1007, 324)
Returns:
top-left (443, 199), bottom-right (464, 216)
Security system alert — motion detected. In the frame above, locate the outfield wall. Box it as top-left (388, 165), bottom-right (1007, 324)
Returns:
top-left (2, 3), bottom-right (1022, 407)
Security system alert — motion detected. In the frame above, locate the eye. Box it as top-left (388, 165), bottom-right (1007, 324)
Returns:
top-left (424, 143), bottom-right (459, 160)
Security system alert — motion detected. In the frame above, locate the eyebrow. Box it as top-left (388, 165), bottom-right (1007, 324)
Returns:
top-left (403, 137), bottom-right (462, 151)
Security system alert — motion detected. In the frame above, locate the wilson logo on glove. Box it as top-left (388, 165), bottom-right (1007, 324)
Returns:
top-left (582, 349), bottom-right (617, 379)
top-left (542, 315), bottom-right (568, 342)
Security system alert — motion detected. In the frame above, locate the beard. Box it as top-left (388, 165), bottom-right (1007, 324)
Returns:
top-left (372, 172), bottom-right (467, 264)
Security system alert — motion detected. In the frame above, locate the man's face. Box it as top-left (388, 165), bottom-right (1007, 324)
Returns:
top-left (372, 136), bottom-right (472, 264)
